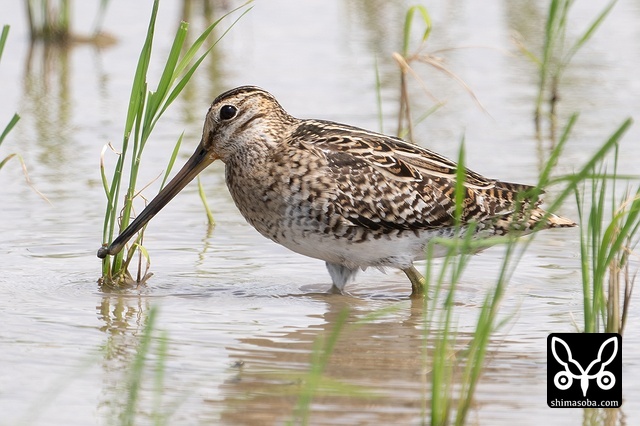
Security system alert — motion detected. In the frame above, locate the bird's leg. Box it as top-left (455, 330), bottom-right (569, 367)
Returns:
top-left (325, 262), bottom-right (358, 294)
top-left (403, 265), bottom-right (426, 298)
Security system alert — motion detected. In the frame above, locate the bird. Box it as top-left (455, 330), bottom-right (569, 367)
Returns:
top-left (97, 85), bottom-right (576, 297)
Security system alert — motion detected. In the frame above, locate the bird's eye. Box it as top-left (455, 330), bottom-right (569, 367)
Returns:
top-left (219, 105), bottom-right (238, 120)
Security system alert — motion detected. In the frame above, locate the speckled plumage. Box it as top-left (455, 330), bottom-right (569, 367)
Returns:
top-left (99, 85), bottom-right (576, 296)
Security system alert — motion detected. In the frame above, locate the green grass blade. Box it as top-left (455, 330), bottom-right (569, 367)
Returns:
top-left (542, 0), bottom-right (560, 67)
top-left (143, 22), bottom-right (189, 142)
top-left (174, 1), bottom-right (252, 77)
top-left (121, 306), bottom-right (158, 426)
top-left (518, 43), bottom-right (542, 67)
top-left (197, 176), bottom-right (215, 226)
top-left (0, 25), bottom-right (9, 62)
top-left (292, 309), bottom-right (349, 425)
top-left (603, 192), bottom-right (640, 268)
top-left (152, 331), bottom-right (169, 426)
top-left (537, 112), bottom-right (576, 187)
top-left (154, 21), bottom-right (189, 100)
top-left (536, 0), bottom-right (562, 119)
top-left (124, 2), bottom-right (158, 137)
top-left (102, 151), bottom-right (123, 241)
top-left (92, 0), bottom-right (111, 35)
top-left (158, 5), bottom-right (252, 121)
top-left (564, 0), bottom-right (616, 66)
top-left (0, 152), bottom-right (17, 170)
top-left (575, 187), bottom-right (593, 332)
top-left (99, 145), bottom-right (111, 198)
top-left (0, 113), bottom-right (20, 146)
top-left (546, 117), bottom-right (632, 213)
top-left (402, 5), bottom-right (432, 56)
top-left (156, 52), bottom-right (208, 122)
top-left (161, 133), bottom-right (184, 190)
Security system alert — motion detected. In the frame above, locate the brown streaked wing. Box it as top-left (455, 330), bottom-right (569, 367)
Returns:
top-left (291, 119), bottom-right (537, 232)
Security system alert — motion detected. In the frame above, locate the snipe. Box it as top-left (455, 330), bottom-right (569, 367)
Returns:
top-left (97, 86), bottom-right (576, 296)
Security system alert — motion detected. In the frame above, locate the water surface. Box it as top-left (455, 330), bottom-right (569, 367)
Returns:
top-left (1, 1), bottom-right (639, 425)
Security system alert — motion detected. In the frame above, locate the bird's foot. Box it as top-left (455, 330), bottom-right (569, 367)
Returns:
top-left (327, 284), bottom-right (344, 295)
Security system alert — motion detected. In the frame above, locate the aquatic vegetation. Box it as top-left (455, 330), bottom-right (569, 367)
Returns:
top-left (420, 115), bottom-right (629, 425)
top-left (576, 145), bottom-right (639, 334)
top-left (117, 306), bottom-right (172, 426)
top-left (385, 6), bottom-right (632, 418)
top-left (24, 0), bottom-right (114, 44)
top-left (395, 5), bottom-right (432, 140)
top-left (392, 5), bottom-right (482, 141)
top-left (518, 0), bottom-right (616, 132)
top-left (25, 0), bottom-right (71, 42)
top-left (0, 24), bottom-right (45, 200)
top-left (99, 0), bottom-right (251, 286)
top-left (0, 25), bottom-right (21, 172)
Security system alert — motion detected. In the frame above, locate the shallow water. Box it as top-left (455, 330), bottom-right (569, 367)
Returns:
top-left (1, 0), bottom-right (640, 425)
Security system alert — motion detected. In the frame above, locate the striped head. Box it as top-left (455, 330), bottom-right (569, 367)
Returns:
top-left (201, 86), bottom-right (297, 163)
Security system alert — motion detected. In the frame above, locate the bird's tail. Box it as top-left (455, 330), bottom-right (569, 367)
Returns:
top-left (531, 208), bottom-right (577, 229)
top-left (494, 207), bottom-right (577, 235)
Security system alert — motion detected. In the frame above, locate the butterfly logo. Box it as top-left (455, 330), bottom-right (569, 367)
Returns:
top-left (551, 335), bottom-right (618, 397)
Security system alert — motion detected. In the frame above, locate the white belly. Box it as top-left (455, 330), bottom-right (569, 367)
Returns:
top-left (270, 226), bottom-right (453, 271)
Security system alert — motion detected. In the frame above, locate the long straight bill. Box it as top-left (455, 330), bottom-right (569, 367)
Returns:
top-left (97, 141), bottom-right (216, 258)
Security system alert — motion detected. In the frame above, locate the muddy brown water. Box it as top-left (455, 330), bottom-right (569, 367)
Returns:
top-left (1, 1), bottom-right (640, 425)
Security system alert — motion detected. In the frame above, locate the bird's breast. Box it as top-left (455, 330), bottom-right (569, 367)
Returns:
top-left (225, 158), bottom-right (333, 239)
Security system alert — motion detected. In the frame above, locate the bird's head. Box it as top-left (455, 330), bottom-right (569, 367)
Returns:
top-left (202, 86), bottom-right (295, 163)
